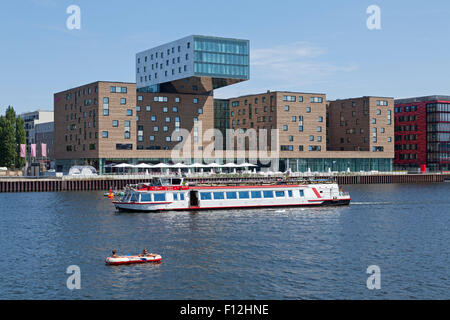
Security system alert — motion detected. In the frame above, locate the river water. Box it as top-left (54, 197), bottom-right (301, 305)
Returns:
top-left (0, 183), bottom-right (449, 299)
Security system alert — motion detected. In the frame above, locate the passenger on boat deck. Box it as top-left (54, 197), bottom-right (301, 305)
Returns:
top-left (139, 249), bottom-right (148, 257)
top-left (112, 250), bottom-right (117, 258)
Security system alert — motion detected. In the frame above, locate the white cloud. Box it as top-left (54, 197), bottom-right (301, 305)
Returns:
top-left (248, 41), bottom-right (357, 89)
top-left (209, 41), bottom-right (360, 99)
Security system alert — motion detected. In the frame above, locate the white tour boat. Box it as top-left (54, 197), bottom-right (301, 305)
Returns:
top-left (112, 178), bottom-right (351, 212)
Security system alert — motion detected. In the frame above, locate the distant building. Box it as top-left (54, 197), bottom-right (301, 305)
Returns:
top-left (35, 122), bottom-right (54, 161)
top-left (394, 96), bottom-right (450, 172)
top-left (20, 110), bottom-right (54, 145)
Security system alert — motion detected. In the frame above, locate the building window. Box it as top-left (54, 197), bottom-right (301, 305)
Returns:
top-left (310, 97), bottom-right (323, 103)
top-left (126, 109), bottom-right (133, 116)
top-left (120, 98), bottom-right (126, 105)
top-left (103, 97), bottom-right (109, 116)
top-left (102, 131), bottom-right (108, 138)
top-left (306, 107), bottom-right (311, 113)
top-left (193, 98), bottom-right (198, 104)
top-left (112, 120), bottom-right (118, 127)
top-left (283, 125), bottom-right (288, 131)
top-left (283, 96), bottom-right (296, 102)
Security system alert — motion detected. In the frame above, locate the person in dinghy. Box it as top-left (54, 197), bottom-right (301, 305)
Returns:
top-left (139, 249), bottom-right (157, 257)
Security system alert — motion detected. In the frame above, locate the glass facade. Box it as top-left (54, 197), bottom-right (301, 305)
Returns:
top-left (193, 36), bottom-right (249, 79)
top-left (282, 158), bottom-right (393, 173)
top-left (214, 99), bottom-right (230, 150)
top-left (426, 103), bottom-right (450, 171)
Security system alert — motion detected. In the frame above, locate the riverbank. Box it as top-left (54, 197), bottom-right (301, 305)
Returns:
top-left (0, 173), bottom-right (449, 193)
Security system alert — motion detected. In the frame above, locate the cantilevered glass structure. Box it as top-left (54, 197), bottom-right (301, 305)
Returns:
top-left (136, 35), bottom-right (249, 94)
top-left (193, 36), bottom-right (249, 79)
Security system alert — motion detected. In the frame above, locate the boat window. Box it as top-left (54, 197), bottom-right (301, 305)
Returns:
top-left (172, 178), bottom-right (182, 185)
top-left (275, 191), bottom-right (285, 197)
top-left (179, 193), bottom-right (185, 200)
top-left (299, 190), bottom-right (304, 197)
top-left (141, 193), bottom-right (152, 202)
top-left (251, 191), bottom-right (262, 198)
top-left (130, 193), bottom-right (139, 202)
top-left (288, 190), bottom-right (293, 197)
top-left (154, 193), bottom-right (166, 202)
top-left (200, 192), bottom-right (212, 200)
top-left (263, 191), bottom-right (274, 198)
top-left (173, 193), bottom-right (178, 201)
top-left (226, 192), bottom-right (237, 199)
top-left (213, 192), bottom-right (225, 200)
top-left (239, 191), bottom-right (250, 199)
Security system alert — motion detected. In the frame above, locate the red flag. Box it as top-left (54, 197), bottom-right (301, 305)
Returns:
top-left (20, 144), bottom-right (26, 158)
top-left (31, 144), bottom-right (36, 157)
top-left (41, 143), bottom-right (47, 157)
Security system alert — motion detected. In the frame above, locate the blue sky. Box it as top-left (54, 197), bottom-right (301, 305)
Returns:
top-left (1, 0), bottom-right (450, 114)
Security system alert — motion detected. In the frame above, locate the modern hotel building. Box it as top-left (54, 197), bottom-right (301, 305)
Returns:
top-left (54, 35), bottom-right (250, 172)
top-left (54, 34), bottom-right (398, 173)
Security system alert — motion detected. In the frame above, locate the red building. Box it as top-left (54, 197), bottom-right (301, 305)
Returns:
top-left (394, 96), bottom-right (450, 172)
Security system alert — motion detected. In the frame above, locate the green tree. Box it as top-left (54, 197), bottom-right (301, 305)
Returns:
top-left (15, 116), bottom-right (26, 168)
top-left (0, 114), bottom-right (16, 169)
top-left (5, 106), bottom-right (16, 123)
